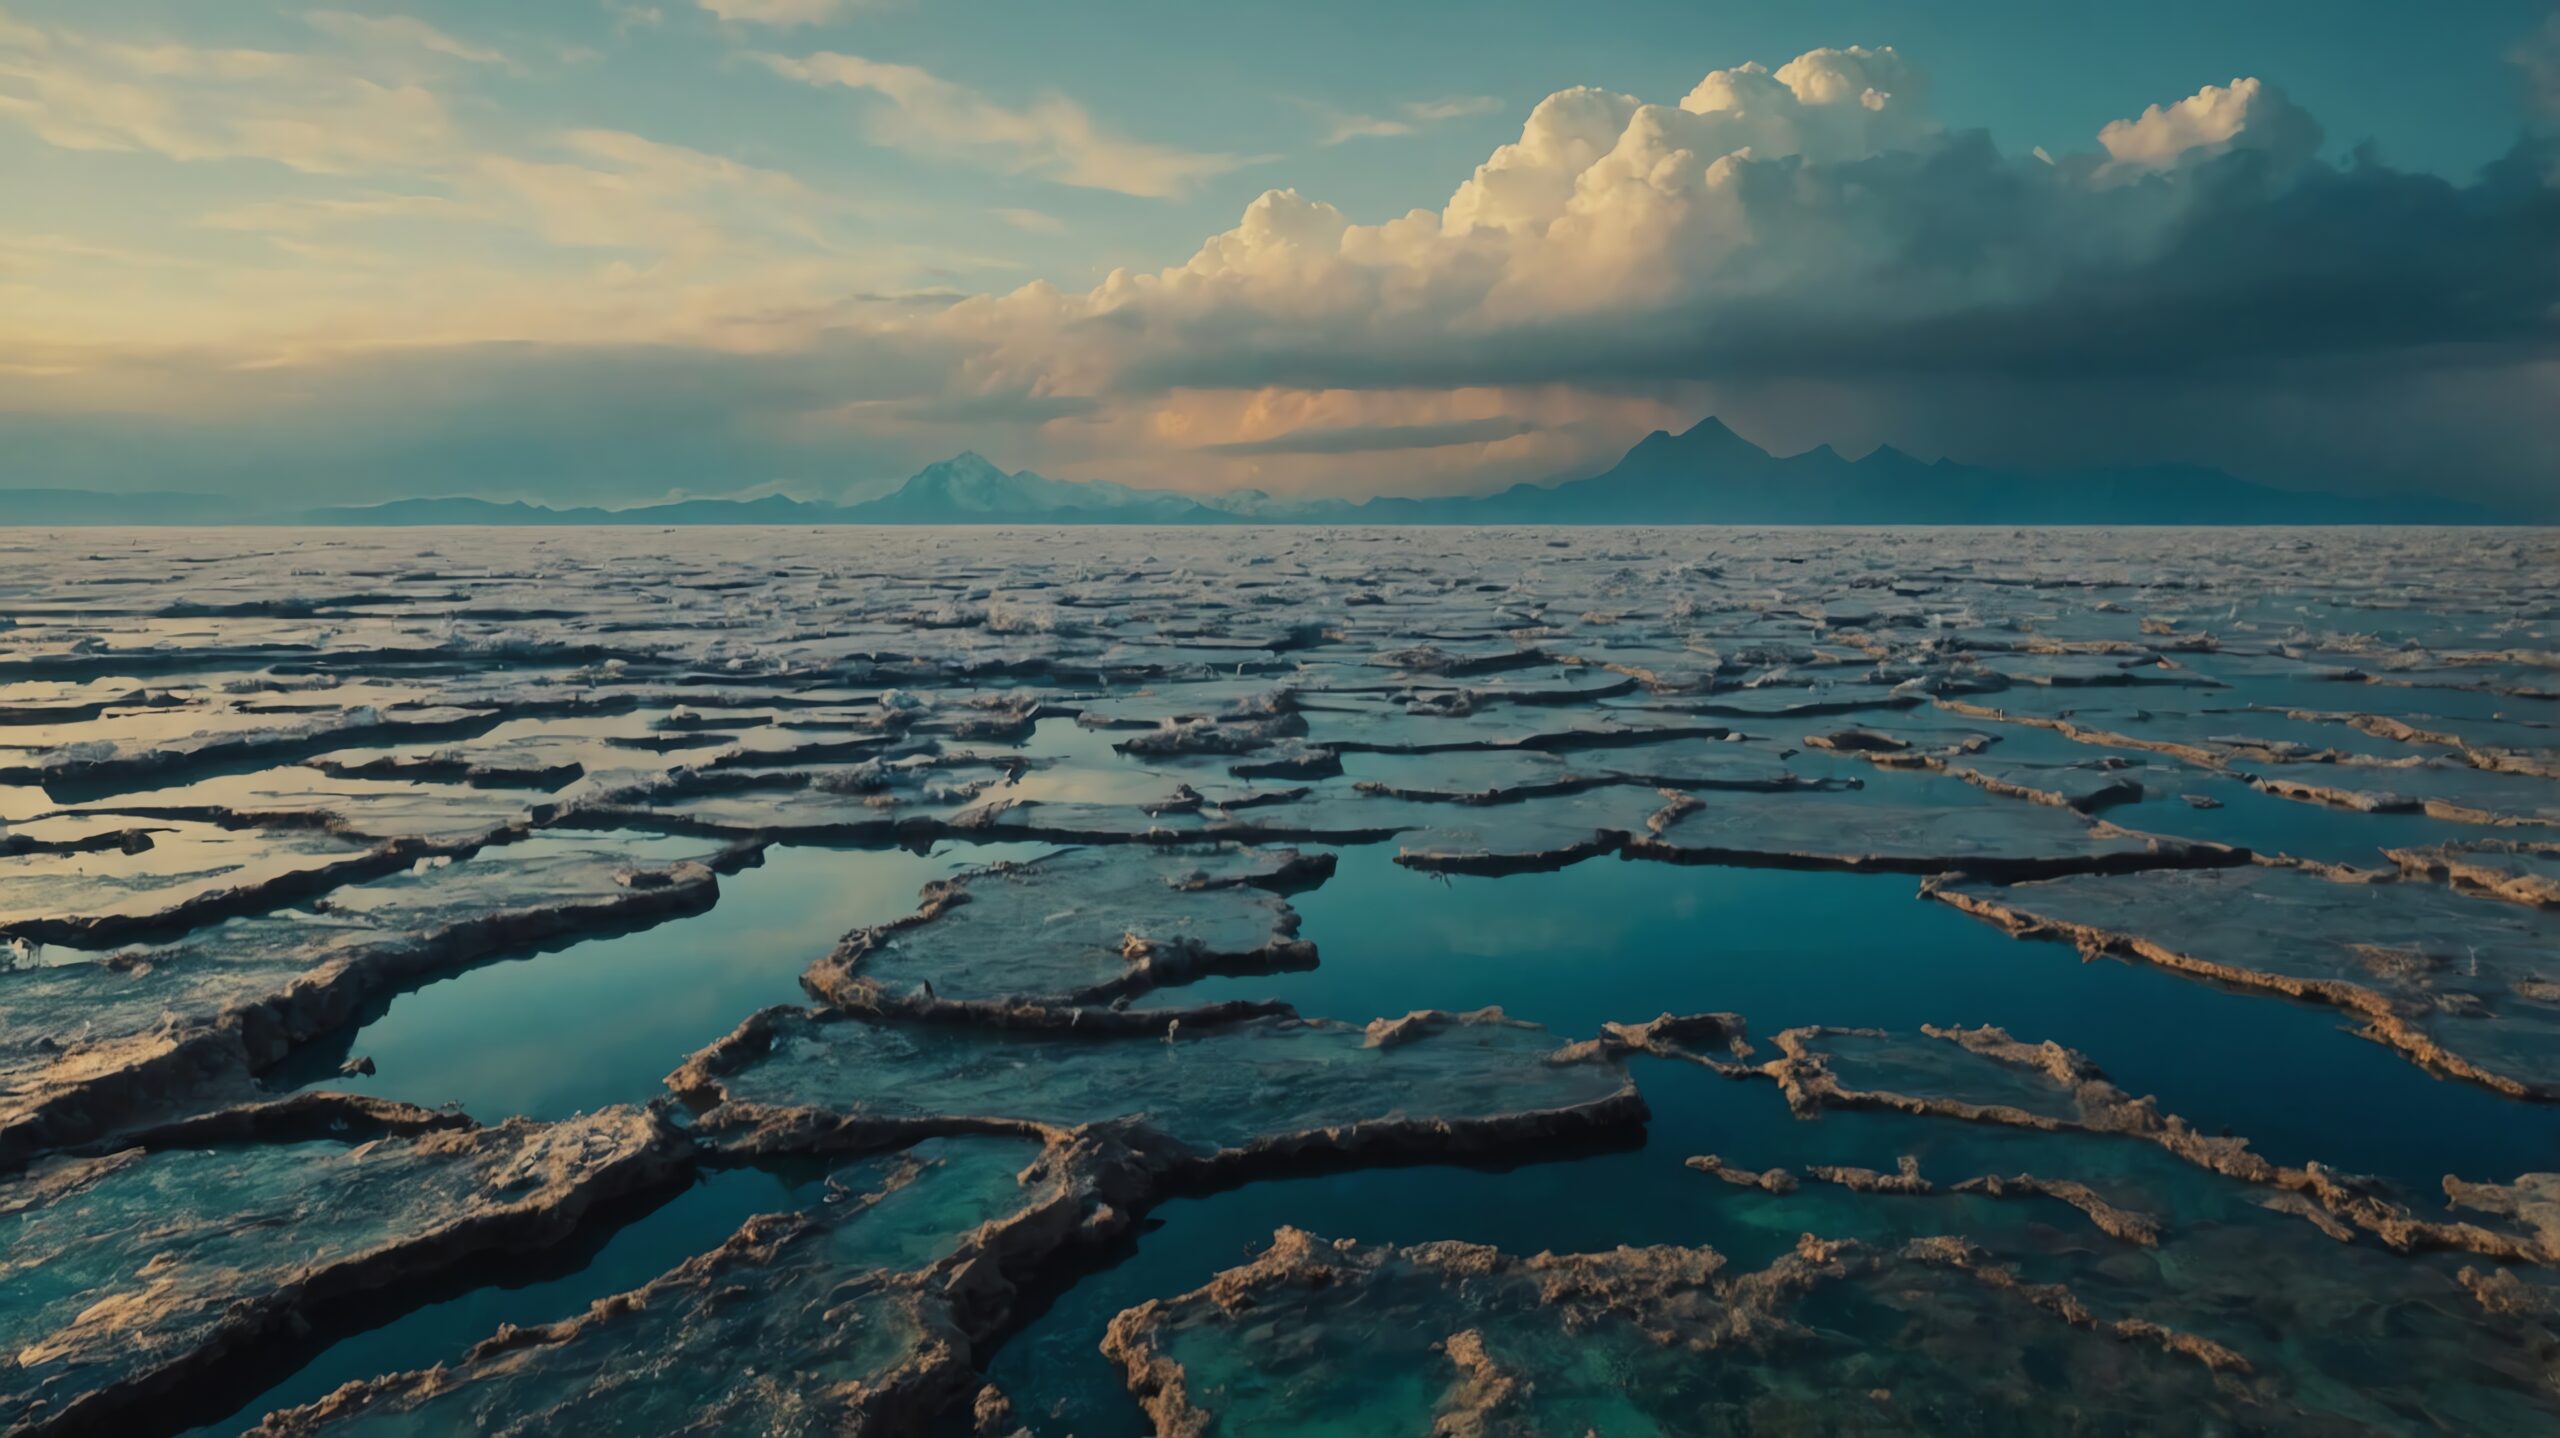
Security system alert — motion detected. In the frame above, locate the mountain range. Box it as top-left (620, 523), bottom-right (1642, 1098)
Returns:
top-left (0, 419), bottom-right (2510, 526)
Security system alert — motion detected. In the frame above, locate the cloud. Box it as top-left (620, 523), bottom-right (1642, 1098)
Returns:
top-left (2517, 12), bottom-right (2560, 120)
top-left (303, 11), bottom-right (512, 69)
top-left (2095, 76), bottom-right (2321, 172)
top-left (757, 49), bottom-right (1261, 196)
top-left (1303, 93), bottom-right (1502, 145)
top-left (698, 0), bottom-right (863, 25)
top-left (195, 192), bottom-right (486, 233)
top-left (991, 206), bottom-right (1066, 234)
top-left (892, 390), bottom-right (1102, 424)
top-left (6, 33), bottom-right (2556, 512)
top-left (1201, 415), bottom-right (1535, 455)
top-left (473, 127), bottom-right (836, 257)
top-left (0, 17), bottom-right (459, 174)
top-left (929, 47), bottom-right (2555, 400)
top-left (864, 45), bottom-right (2557, 503)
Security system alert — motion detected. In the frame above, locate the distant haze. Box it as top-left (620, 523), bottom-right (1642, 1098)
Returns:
top-left (0, 419), bottom-right (2514, 526)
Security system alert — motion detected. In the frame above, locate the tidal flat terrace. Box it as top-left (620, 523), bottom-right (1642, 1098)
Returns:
top-left (2, 524), bottom-right (2558, 1436)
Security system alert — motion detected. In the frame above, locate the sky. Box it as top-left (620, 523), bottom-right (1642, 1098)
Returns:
top-left (3, 0), bottom-right (2557, 512)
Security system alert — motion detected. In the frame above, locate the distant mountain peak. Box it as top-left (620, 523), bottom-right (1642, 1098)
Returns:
top-left (14, 416), bottom-right (2503, 528)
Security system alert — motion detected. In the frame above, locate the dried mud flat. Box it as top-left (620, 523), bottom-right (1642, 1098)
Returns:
top-left (2, 524), bottom-right (2558, 1436)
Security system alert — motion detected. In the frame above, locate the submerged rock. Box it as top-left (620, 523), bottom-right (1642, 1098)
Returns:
top-left (1102, 1227), bottom-right (2282, 1436)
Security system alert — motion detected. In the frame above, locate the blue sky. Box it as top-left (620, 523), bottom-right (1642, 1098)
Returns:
top-left (4, 1), bottom-right (2557, 509)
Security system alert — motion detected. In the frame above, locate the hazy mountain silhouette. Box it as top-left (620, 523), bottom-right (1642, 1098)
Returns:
top-left (0, 419), bottom-right (2507, 525)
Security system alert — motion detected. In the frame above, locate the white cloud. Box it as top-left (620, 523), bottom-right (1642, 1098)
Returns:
top-left (196, 192), bottom-right (486, 233)
top-left (698, 0), bottom-right (865, 27)
top-left (879, 46), bottom-right (2555, 498)
top-left (2096, 76), bottom-right (2320, 172)
top-left (991, 206), bottom-right (1066, 234)
top-left (757, 49), bottom-right (1261, 197)
top-left (304, 11), bottom-right (511, 69)
top-left (1303, 93), bottom-right (1501, 146)
top-left (0, 18), bottom-right (459, 173)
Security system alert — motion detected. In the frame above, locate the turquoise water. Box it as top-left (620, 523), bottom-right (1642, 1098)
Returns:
top-left (986, 845), bottom-right (2560, 1436)
top-left (269, 840), bottom-right (1050, 1119)
top-left (175, 834), bottom-right (2560, 1436)
top-left (23, 532), bottom-right (2560, 1435)
top-left (174, 1163), bottom-right (835, 1437)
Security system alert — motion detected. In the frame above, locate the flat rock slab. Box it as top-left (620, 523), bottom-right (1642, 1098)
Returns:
top-left (1, 839), bottom-right (723, 1167)
top-left (1104, 1227), bottom-right (2294, 1436)
top-left (1630, 779), bottom-right (2231, 878)
top-left (1, 1103), bottom-right (683, 1436)
top-left (677, 1007), bottom-right (1640, 1168)
top-left (1932, 864), bottom-right (2560, 1097)
top-left (246, 1135), bottom-right (1054, 1437)
top-left (811, 844), bottom-right (1328, 1008)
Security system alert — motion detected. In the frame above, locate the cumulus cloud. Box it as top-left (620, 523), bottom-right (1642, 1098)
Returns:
top-left (758, 49), bottom-right (1260, 196)
top-left (2095, 76), bottom-right (2321, 172)
top-left (790, 42), bottom-right (2548, 505)
top-left (921, 46), bottom-right (2555, 406)
top-left (6, 29), bottom-right (2556, 511)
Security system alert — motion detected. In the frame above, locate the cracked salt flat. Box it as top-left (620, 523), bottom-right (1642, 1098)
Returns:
top-left (2, 525), bottom-right (2557, 1436)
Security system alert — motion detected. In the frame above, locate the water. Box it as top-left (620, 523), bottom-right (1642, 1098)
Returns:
top-left (20, 528), bottom-right (2556, 1435)
top-left (269, 840), bottom-right (1050, 1119)
top-left (173, 1164), bottom-right (836, 1437)
top-left (986, 846), bottom-right (2560, 1436)
top-left (200, 810), bottom-right (2560, 1436)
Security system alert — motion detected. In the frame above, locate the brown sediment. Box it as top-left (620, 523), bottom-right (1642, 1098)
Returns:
top-left (2443, 1173), bottom-right (2560, 1262)
top-left (1809, 727), bottom-right (2145, 812)
top-left (1932, 697), bottom-right (2241, 769)
top-left (1103, 1224), bottom-right (2264, 1435)
top-left (2390, 841), bottom-right (2560, 910)
top-left (1550, 1010), bottom-right (1753, 1067)
top-left (1685, 1153), bottom-right (1799, 1193)
top-left (1950, 1173), bottom-right (2165, 1245)
top-left (1361, 1005), bottom-right (1530, 1049)
top-left (1894, 1235), bottom-right (2251, 1373)
top-left (1922, 875), bottom-right (2559, 1102)
top-left (2245, 771), bottom-right (2552, 829)
top-left (1432, 1329), bottom-right (1524, 1438)
top-left (2278, 708), bottom-right (2560, 781)
top-left (2458, 1265), bottom-right (2560, 1319)
top-left (1806, 1153), bottom-right (1932, 1194)
top-left (1754, 1022), bottom-right (2554, 1262)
